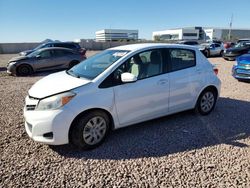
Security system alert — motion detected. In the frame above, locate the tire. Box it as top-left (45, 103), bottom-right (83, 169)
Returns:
top-left (70, 110), bottom-right (110, 150)
top-left (204, 50), bottom-right (210, 58)
top-left (195, 89), bottom-right (217, 115)
top-left (219, 50), bottom-right (223, 57)
top-left (17, 64), bottom-right (33, 76)
top-left (68, 61), bottom-right (79, 69)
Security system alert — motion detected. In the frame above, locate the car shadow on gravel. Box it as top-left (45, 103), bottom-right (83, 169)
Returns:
top-left (50, 97), bottom-right (250, 160)
top-left (0, 67), bottom-right (7, 72)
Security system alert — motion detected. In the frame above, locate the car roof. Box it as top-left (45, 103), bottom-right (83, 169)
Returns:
top-left (39, 47), bottom-right (75, 51)
top-left (110, 43), bottom-right (198, 51)
top-left (45, 42), bottom-right (78, 45)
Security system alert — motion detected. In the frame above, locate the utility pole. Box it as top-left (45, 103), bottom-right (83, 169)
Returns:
top-left (228, 14), bottom-right (233, 41)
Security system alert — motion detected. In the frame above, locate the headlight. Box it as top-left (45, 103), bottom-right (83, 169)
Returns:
top-left (36, 91), bottom-right (76, 111)
top-left (8, 62), bottom-right (16, 66)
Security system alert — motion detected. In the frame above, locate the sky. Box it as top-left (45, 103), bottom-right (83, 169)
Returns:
top-left (0, 0), bottom-right (250, 42)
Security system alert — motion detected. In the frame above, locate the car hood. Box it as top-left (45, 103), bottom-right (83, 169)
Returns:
top-left (20, 50), bottom-right (34, 55)
top-left (28, 71), bottom-right (91, 99)
top-left (9, 56), bottom-right (29, 62)
top-left (237, 54), bottom-right (250, 64)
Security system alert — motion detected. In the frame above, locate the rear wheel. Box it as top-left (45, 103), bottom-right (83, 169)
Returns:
top-left (70, 111), bottom-right (110, 150)
top-left (195, 89), bottom-right (217, 115)
top-left (17, 64), bottom-right (33, 76)
top-left (204, 50), bottom-right (210, 57)
top-left (220, 50), bottom-right (224, 56)
top-left (68, 61), bottom-right (79, 69)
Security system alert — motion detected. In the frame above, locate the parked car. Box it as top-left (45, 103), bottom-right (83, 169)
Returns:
top-left (236, 38), bottom-right (250, 44)
top-left (24, 43), bottom-right (221, 149)
top-left (232, 53), bottom-right (250, 81)
top-left (199, 42), bottom-right (224, 57)
top-left (223, 41), bottom-right (250, 61)
top-left (224, 42), bottom-right (235, 49)
top-left (19, 42), bottom-right (86, 56)
top-left (7, 47), bottom-right (86, 76)
top-left (177, 40), bottom-right (199, 46)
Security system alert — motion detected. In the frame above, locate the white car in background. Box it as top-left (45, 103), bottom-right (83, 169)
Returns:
top-left (24, 43), bottom-right (221, 149)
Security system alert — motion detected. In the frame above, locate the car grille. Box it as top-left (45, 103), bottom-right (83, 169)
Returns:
top-left (237, 73), bottom-right (250, 78)
top-left (26, 105), bottom-right (36, 111)
top-left (238, 63), bottom-right (250, 69)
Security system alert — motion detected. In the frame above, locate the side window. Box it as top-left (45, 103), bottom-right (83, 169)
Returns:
top-left (53, 50), bottom-right (72, 56)
top-left (99, 49), bottom-right (163, 88)
top-left (169, 49), bottom-right (195, 71)
top-left (127, 50), bottom-right (163, 79)
top-left (214, 43), bottom-right (220, 48)
top-left (39, 50), bottom-right (51, 58)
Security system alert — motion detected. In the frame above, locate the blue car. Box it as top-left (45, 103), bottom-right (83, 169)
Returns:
top-left (232, 54), bottom-right (250, 81)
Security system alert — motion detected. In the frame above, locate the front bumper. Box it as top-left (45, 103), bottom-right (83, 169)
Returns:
top-left (6, 64), bottom-right (17, 75)
top-left (232, 65), bottom-right (250, 80)
top-left (24, 97), bottom-right (76, 145)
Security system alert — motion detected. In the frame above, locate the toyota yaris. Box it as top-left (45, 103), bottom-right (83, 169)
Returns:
top-left (24, 44), bottom-right (221, 149)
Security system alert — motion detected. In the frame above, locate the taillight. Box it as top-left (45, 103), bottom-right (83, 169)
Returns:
top-left (213, 68), bottom-right (218, 75)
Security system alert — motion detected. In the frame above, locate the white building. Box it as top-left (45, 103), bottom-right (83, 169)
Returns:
top-left (153, 27), bottom-right (250, 41)
top-left (153, 28), bottom-right (200, 41)
top-left (96, 29), bottom-right (138, 42)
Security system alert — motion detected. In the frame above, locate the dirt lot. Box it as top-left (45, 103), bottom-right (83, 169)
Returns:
top-left (0, 52), bottom-right (249, 187)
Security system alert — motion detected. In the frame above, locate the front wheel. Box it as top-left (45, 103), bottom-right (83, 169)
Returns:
top-left (195, 89), bottom-right (217, 115)
top-left (70, 111), bottom-right (110, 150)
top-left (17, 64), bottom-right (33, 76)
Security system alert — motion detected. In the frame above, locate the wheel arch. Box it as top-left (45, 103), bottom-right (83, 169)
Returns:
top-left (16, 63), bottom-right (34, 73)
top-left (195, 85), bottom-right (219, 106)
top-left (68, 108), bottom-right (115, 142)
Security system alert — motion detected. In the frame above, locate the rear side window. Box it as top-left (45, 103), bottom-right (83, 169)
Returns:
top-left (169, 49), bottom-right (196, 71)
top-left (53, 50), bottom-right (73, 56)
top-left (214, 43), bottom-right (221, 48)
top-left (54, 43), bottom-right (78, 49)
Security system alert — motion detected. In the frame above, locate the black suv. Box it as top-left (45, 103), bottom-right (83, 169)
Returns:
top-left (20, 42), bottom-right (86, 56)
top-left (223, 41), bottom-right (250, 61)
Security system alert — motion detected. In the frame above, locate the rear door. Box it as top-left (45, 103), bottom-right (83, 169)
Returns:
top-left (51, 49), bottom-right (74, 69)
top-left (167, 48), bottom-right (199, 113)
top-left (213, 43), bottom-right (222, 55)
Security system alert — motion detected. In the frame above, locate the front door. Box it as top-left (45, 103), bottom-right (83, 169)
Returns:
top-left (113, 49), bottom-right (170, 127)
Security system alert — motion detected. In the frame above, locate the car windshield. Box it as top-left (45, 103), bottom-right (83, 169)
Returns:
top-left (27, 49), bottom-right (43, 58)
top-left (34, 43), bottom-right (47, 50)
top-left (67, 50), bottom-right (130, 79)
top-left (235, 42), bottom-right (245, 48)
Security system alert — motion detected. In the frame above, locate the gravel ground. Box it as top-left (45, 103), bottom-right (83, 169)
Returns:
top-left (0, 53), bottom-right (249, 187)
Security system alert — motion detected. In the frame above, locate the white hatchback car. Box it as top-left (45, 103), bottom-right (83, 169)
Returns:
top-left (24, 43), bottom-right (221, 149)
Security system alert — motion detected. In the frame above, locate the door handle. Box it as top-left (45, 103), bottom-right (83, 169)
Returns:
top-left (157, 79), bottom-right (168, 85)
top-left (196, 68), bottom-right (202, 73)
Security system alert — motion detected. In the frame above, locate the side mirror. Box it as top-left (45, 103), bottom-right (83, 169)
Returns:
top-left (121, 72), bottom-right (137, 83)
top-left (36, 55), bottom-right (41, 59)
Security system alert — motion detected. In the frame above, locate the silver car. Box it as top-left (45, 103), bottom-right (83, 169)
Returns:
top-left (7, 47), bottom-right (86, 76)
top-left (199, 43), bottom-right (225, 57)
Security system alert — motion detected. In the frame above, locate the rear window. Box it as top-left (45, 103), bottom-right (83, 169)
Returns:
top-left (169, 49), bottom-right (196, 71)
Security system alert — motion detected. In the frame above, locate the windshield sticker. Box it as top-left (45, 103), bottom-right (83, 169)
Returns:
top-left (113, 52), bottom-right (128, 57)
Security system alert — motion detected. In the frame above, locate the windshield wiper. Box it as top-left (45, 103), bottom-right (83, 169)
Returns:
top-left (66, 70), bottom-right (80, 78)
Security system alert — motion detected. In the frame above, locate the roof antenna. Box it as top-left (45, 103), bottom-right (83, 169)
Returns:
top-left (228, 14), bottom-right (233, 41)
